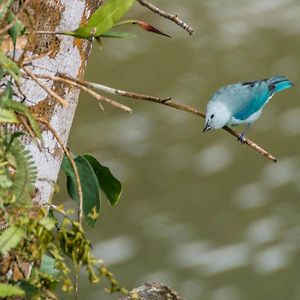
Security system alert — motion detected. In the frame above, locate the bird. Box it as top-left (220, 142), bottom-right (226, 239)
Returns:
top-left (203, 75), bottom-right (293, 142)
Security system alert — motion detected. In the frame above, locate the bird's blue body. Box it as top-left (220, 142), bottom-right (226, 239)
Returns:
top-left (203, 76), bottom-right (293, 141)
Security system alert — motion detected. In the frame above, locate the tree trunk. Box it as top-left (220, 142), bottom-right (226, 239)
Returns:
top-left (18, 0), bottom-right (101, 204)
top-left (15, 2), bottom-right (183, 299)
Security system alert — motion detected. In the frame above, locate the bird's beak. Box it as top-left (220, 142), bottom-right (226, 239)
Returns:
top-left (203, 122), bottom-right (212, 133)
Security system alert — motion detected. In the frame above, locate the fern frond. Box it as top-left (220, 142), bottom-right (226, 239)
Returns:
top-left (0, 225), bottom-right (26, 255)
top-left (8, 138), bottom-right (37, 205)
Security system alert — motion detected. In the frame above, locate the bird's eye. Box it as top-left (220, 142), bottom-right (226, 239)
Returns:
top-left (211, 114), bottom-right (215, 119)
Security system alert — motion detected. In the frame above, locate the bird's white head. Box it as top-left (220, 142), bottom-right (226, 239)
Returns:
top-left (203, 101), bottom-right (231, 132)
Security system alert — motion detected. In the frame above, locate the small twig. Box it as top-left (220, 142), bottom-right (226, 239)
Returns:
top-left (18, 115), bottom-right (35, 138)
top-left (14, 79), bottom-right (27, 100)
top-left (137, 0), bottom-right (194, 35)
top-left (34, 73), bottom-right (276, 161)
top-left (23, 51), bottom-right (53, 66)
top-left (36, 117), bottom-right (83, 223)
top-left (129, 98), bottom-right (277, 162)
top-left (33, 73), bottom-right (133, 113)
top-left (59, 74), bottom-right (171, 102)
top-left (23, 68), bottom-right (69, 107)
top-left (29, 30), bottom-right (69, 36)
top-left (0, 19), bottom-right (17, 36)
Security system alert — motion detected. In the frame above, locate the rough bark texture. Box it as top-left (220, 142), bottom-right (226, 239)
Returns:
top-left (18, 0), bottom-right (101, 203)
top-left (119, 283), bottom-right (182, 300)
top-left (14, 2), bottom-right (183, 299)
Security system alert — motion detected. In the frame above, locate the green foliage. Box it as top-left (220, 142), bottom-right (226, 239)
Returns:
top-left (0, 283), bottom-right (25, 297)
top-left (62, 155), bottom-right (101, 227)
top-left (0, 85), bottom-right (41, 138)
top-left (0, 107), bottom-right (18, 122)
top-left (62, 154), bottom-right (123, 226)
top-left (70, 0), bottom-right (136, 39)
top-left (7, 11), bottom-right (25, 46)
top-left (0, 1), bottom-right (132, 299)
top-left (84, 154), bottom-right (122, 206)
top-left (0, 132), bottom-right (37, 205)
top-left (0, 225), bottom-right (26, 255)
top-left (0, 205), bottom-right (125, 298)
top-left (0, 49), bottom-right (21, 80)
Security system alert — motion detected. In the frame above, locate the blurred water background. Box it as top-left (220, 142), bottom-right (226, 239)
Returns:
top-left (59, 0), bottom-right (300, 299)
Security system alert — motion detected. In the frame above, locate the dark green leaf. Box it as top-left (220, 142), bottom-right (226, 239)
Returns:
top-left (7, 11), bottom-right (25, 45)
top-left (61, 155), bottom-right (100, 227)
top-left (18, 282), bottom-right (38, 298)
top-left (83, 154), bottom-right (122, 206)
top-left (101, 30), bottom-right (137, 38)
top-left (72, 0), bottom-right (136, 39)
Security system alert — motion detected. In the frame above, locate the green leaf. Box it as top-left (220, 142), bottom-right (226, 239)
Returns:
top-left (40, 255), bottom-right (59, 277)
top-left (7, 11), bottom-right (25, 45)
top-left (7, 138), bottom-right (37, 205)
top-left (39, 217), bottom-right (56, 231)
top-left (72, 0), bottom-right (136, 39)
top-left (0, 108), bottom-right (18, 123)
top-left (0, 83), bottom-right (13, 104)
top-left (61, 155), bottom-right (100, 227)
top-left (17, 282), bottom-right (38, 298)
top-left (0, 49), bottom-right (20, 80)
top-left (83, 154), bottom-right (122, 206)
top-left (4, 131), bottom-right (24, 151)
top-left (0, 174), bottom-right (13, 189)
top-left (0, 284), bottom-right (24, 297)
top-left (101, 30), bottom-right (137, 38)
top-left (0, 85), bottom-right (41, 138)
top-left (0, 225), bottom-right (26, 255)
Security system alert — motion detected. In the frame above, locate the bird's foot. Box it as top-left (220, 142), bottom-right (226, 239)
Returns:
top-left (237, 134), bottom-right (246, 144)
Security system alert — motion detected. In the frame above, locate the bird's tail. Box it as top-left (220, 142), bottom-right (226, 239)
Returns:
top-left (268, 75), bottom-right (293, 93)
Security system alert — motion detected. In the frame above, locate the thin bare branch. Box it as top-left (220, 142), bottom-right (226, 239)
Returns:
top-left (23, 68), bottom-right (69, 107)
top-left (29, 30), bottom-right (69, 36)
top-left (59, 74), bottom-right (171, 102)
top-left (129, 97), bottom-right (277, 162)
top-left (137, 0), bottom-right (194, 35)
top-left (34, 73), bottom-right (276, 162)
top-left (0, 20), bottom-right (17, 36)
top-left (34, 73), bottom-right (133, 113)
top-left (36, 117), bottom-right (83, 224)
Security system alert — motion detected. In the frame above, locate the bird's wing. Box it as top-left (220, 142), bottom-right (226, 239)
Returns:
top-left (231, 81), bottom-right (270, 121)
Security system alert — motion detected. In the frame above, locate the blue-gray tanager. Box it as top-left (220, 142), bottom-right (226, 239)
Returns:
top-left (203, 76), bottom-right (293, 142)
